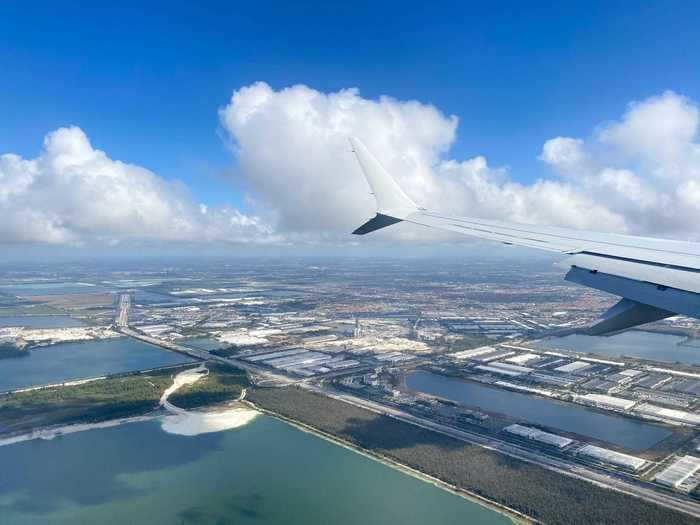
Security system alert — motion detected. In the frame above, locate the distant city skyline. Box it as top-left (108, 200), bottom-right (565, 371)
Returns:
top-left (2, 2), bottom-right (700, 255)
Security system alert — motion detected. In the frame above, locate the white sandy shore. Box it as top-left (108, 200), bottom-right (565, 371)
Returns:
top-left (0, 364), bottom-right (259, 447)
top-left (0, 414), bottom-right (158, 448)
top-left (158, 363), bottom-right (259, 436)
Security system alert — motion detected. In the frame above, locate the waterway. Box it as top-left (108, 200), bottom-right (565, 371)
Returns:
top-left (406, 371), bottom-right (671, 450)
top-left (0, 338), bottom-right (194, 392)
top-left (540, 330), bottom-right (700, 365)
top-left (0, 416), bottom-right (511, 525)
top-left (0, 315), bottom-right (85, 328)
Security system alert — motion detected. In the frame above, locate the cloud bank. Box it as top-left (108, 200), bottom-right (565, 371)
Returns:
top-left (222, 84), bottom-right (700, 241)
top-left (2, 86), bottom-right (699, 246)
top-left (0, 127), bottom-right (270, 244)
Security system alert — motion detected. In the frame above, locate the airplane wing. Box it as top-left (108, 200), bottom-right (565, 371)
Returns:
top-left (349, 137), bottom-right (700, 335)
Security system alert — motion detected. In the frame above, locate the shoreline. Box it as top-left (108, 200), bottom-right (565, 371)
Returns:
top-left (242, 399), bottom-right (534, 525)
top-left (0, 412), bottom-right (160, 447)
top-left (0, 389), bottom-right (529, 525)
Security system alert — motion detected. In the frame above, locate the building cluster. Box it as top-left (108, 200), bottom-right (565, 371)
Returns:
top-left (445, 343), bottom-right (700, 429)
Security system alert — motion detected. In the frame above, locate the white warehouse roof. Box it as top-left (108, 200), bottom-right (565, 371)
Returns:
top-left (576, 394), bottom-right (636, 411)
top-left (451, 346), bottom-right (497, 359)
top-left (554, 360), bottom-right (590, 373)
top-left (504, 424), bottom-right (573, 448)
top-left (577, 445), bottom-right (647, 471)
top-left (635, 404), bottom-right (700, 426)
top-left (654, 456), bottom-right (700, 488)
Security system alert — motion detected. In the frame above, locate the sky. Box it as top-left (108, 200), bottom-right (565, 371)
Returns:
top-left (1, 1), bottom-right (700, 256)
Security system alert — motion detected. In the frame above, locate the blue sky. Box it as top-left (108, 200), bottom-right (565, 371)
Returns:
top-left (3, 1), bottom-right (699, 210)
top-left (2, 1), bottom-right (700, 257)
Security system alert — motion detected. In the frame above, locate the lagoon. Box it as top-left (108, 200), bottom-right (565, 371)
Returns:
top-left (0, 338), bottom-right (194, 391)
top-left (406, 371), bottom-right (671, 450)
top-left (0, 416), bottom-right (511, 525)
top-left (539, 330), bottom-right (700, 365)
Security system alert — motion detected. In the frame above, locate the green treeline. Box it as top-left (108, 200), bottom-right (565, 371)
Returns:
top-left (167, 363), bottom-right (248, 409)
top-left (0, 369), bottom-right (177, 435)
top-left (247, 386), bottom-right (697, 525)
top-left (0, 363), bottom-right (249, 435)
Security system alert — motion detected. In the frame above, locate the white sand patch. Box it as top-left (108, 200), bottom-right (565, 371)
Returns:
top-left (159, 364), bottom-right (258, 436)
top-left (160, 407), bottom-right (258, 436)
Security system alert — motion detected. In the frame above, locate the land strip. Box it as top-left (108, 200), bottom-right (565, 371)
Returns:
top-left (246, 385), bottom-right (700, 525)
top-left (0, 363), bottom-right (247, 436)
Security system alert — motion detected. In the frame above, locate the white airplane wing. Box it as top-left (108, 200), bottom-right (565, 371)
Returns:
top-left (349, 137), bottom-right (700, 335)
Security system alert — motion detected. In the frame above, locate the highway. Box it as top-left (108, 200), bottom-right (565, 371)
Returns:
top-left (111, 298), bottom-right (700, 519)
top-left (117, 326), bottom-right (297, 386)
top-left (116, 293), bottom-right (130, 328)
top-left (304, 383), bottom-right (700, 519)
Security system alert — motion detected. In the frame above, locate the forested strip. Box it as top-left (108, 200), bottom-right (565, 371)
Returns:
top-left (247, 386), bottom-right (698, 525)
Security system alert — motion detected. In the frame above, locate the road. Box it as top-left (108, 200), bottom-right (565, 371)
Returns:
top-left (115, 323), bottom-right (700, 518)
top-left (116, 293), bottom-right (130, 328)
top-left (117, 327), bottom-right (297, 386)
top-left (304, 383), bottom-right (700, 519)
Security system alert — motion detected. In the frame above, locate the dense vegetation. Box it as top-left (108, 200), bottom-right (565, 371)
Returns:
top-left (0, 369), bottom-right (180, 434)
top-left (0, 363), bottom-right (251, 435)
top-left (168, 363), bottom-right (248, 409)
top-left (247, 386), bottom-right (698, 525)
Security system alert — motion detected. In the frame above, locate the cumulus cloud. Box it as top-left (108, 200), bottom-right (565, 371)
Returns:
top-left (4, 86), bottom-right (700, 247)
top-left (542, 91), bottom-right (700, 237)
top-left (221, 83), bottom-right (699, 241)
top-left (0, 127), bottom-right (271, 244)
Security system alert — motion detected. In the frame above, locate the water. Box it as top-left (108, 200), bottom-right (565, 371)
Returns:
top-left (0, 417), bottom-right (511, 525)
top-left (406, 371), bottom-right (671, 450)
top-left (0, 338), bottom-right (194, 391)
top-left (540, 331), bottom-right (700, 365)
top-left (0, 315), bottom-right (85, 328)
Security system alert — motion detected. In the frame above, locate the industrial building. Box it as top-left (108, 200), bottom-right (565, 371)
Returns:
top-left (472, 349), bottom-right (516, 363)
top-left (575, 393), bottom-right (636, 411)
top-left (554, 361), bottom-right (591, 374)
top-left (635, 373), bottom-right (672, 389)
top-left (577, 445), bottom-right (647, 471)
top-left (505, 353), bottom-right (541, 365)
top-left (504, 424), bottom-right (573, 448)
top-left (451, 346), bottom-right (497, 360)
top-left (654, 456), bottom-right (700, 489)
top-left (635, 403), bottom-right (700, 425)
top-left (581, 378), bottom-right (619, 394)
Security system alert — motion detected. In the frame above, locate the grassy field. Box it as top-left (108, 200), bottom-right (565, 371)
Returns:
top-left (247, 386), bottom-right (698, 525)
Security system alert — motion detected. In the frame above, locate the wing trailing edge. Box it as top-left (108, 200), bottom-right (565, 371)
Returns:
top-left (349, 138), bottom-right (700, 335)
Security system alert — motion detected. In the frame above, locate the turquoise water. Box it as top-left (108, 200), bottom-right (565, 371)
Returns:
top-left (406, 371), bottom-right (671, 450)
top-left (0, 416), bottom-right (511, 525)
top-left (540, 331), bottom-right (700, 365)
top-left (0, 338), bottom-right (194, 391)
top-left (0, 316), bottom-right (85, 328)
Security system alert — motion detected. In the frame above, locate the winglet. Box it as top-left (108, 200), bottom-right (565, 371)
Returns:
top-left (350, 137), bottom-right (418, 234)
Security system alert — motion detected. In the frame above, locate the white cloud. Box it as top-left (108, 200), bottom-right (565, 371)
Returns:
top-left (4, 86), bottom-right (700, 247)
top-left (0, 127), bottom-right (271, 244)
top-left (221, 83), bottom-right (700, 241)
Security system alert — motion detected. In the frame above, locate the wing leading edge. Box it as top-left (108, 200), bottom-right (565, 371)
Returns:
top-left (349, 137), bottom-right (700, 335)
